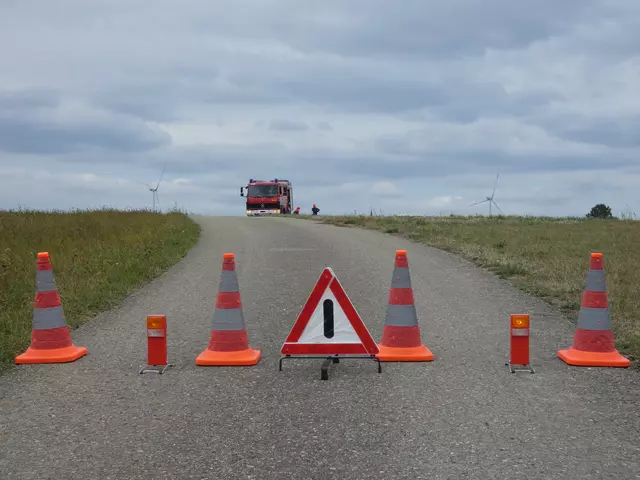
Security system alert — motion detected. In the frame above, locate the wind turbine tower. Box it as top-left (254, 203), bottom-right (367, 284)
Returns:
top-left (146, 166), bottom-right (165, 212)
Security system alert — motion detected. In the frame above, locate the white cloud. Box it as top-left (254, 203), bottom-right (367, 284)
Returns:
top-left (371, 181), bottom-right (400, 198)
top-left (426, 195), bottom-right (464, 209)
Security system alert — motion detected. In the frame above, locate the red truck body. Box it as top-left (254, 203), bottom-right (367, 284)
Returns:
top-left (240, 178), bottom-right (293, 216)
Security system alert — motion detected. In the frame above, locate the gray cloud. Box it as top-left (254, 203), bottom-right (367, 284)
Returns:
top-left (190, 0), bottom-right (601, 60)
top-left (1, 0), bottom-right (639, 216)
top-left (559, 119), bottom-right (640, 148)
top-left (91, 75), bottom-right (291, 122)
top-left (0, 87), bottom-right (60, 110)
top-left (530, 112), bottom-right (640, 149)
top-left (268, 120), bottom-right (309, 131)
top-left (37, 142), bottom-right (298, 178)
top-left (0, 88), bottom-right (172, 154)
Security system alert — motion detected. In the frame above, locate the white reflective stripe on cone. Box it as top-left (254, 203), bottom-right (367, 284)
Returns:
top-left (147, 329), bottom-right (165, 337)
top-left (511, 328), bottom-right (529, 336)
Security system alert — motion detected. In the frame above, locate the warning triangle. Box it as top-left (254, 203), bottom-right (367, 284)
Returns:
top-left (281, 267), bottom-right (379, 356)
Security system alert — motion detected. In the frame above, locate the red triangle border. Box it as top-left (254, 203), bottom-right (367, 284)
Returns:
top-left (281, 267), bottom-right (379, 355)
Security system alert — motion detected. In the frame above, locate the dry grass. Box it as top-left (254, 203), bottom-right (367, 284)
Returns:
top-left (0, 208), bottom-right (200, 370)
top-left (297, 214), bottom-right (640, 365)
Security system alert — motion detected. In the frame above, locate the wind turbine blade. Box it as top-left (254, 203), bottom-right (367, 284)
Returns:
top-left (156, 165), bottom-right (165, 190)
top-left (491, 172), bottom-right (499, 199)
top-left (470, 199), bottom-right (489, 206)
top-left (156, 191), bottom-right (162, 212)
top-left (492, 200), bottom-right (504, 215)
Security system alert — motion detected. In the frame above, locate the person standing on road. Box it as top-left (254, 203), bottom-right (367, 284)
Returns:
top-left (293, 206), bottom-right (301, 214)
top-left (312, 204), bottom-right (320, 215)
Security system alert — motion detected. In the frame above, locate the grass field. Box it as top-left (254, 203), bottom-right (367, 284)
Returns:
top-left (0, 208), bottom-right (200, 370)
top-left (298, 214), bottom-right (640, 366)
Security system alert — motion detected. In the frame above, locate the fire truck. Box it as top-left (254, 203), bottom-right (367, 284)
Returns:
top-left (240, 178), bottom-right (293, 216)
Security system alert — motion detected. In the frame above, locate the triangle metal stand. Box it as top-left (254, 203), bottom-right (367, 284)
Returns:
top-left (279, 354), bottom-right (382, 380)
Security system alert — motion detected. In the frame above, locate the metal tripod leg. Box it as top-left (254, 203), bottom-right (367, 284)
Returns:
top-left (506, 362), bottom-right (535, 374)
top-left (139, 363), bottom-right (175, 374)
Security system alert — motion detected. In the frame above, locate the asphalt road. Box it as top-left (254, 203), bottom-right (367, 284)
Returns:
top-left (1, 216), bottom-right (639, 480)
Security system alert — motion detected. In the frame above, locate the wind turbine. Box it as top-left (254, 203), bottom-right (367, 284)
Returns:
top-left (145, 166), bottom-right (165, 212)
top-left (470, 172), bottom-right (504, 216)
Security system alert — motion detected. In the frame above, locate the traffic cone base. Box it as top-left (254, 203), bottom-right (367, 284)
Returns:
top-left (196, 348), bottom-right (261, 366)
top-left (557, 348), bottom-right (630, 367)
top-left (15, 344), bottom-right (88, 364)
top-left (376, 344), bottom-right (434, 362)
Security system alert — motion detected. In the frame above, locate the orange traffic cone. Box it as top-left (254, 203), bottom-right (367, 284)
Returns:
top-left (558, 252), bottom-right (630, 367)
top-left (376, 249), bottom-right (434, 362)
top-left (196, 253), bottom-right (261, 366)
top-left (15, 252), bottom-right (88, 364)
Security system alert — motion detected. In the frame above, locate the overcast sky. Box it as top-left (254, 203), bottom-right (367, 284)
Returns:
top-left (1, 0), bottom-right (639, 217)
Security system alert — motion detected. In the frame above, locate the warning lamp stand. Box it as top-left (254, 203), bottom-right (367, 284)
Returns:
top-left (506, 361), bottom-right (535, 374)
top-left (139, 314), bottom-right (175, 375)
top-left (279, 354), bottom-right (382, 381)
top-left (139, 363), bottom-right (174, 375)
top-left (506, 313), bottom-right (535, 374)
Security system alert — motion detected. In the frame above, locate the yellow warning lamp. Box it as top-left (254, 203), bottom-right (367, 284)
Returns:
top-left (147, 315), bottom-right (164, 329)
top-left (510, 314), bottom-right (530, 336)
top-left (511, 314), bottom-right (529, 329)
top-left (146, 315), bottom-right (166, 337)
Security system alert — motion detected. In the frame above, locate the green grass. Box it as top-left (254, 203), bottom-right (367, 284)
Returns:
top-left (296, 214), bottom-right (640, 366)
top-left (0, 207), bottom-right (200, 370)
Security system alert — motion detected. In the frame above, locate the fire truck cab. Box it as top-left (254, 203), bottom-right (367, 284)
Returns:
top-left (240, 178), bottom-right (293, 216)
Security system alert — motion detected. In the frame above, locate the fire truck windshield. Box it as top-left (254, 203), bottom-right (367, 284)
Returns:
top-left (247, 185), bottom-right (278, 197)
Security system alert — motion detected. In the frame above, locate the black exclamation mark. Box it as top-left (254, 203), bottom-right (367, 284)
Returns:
top-left (323, 299), bottom-right (334, 339)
